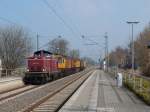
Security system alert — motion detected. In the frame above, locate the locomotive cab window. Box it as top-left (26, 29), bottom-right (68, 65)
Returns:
top-left (34, 50), bottom-right (53, 57)
top-left (34, 52), bottom-right (41, 57)
top-left (58, 57), bottom-right (63, 63)
top-left (44, 53), bottom-right (51, 57)
top-left (62, 59), bottom-right (65, 63)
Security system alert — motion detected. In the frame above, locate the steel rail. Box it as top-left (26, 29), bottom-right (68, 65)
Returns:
top-left (21, 69), bottom-right (93, 112)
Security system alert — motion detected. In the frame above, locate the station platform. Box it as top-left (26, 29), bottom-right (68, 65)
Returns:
top-left (0, 77), bottom-right (23, 93)
top-left (0, 77), bottom-right (21, 83)
top-left (59, 70), bottom-right (150, 112)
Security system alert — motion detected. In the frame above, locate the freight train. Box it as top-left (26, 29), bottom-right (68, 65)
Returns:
top-left (23, 50), bottom-right (86, 84)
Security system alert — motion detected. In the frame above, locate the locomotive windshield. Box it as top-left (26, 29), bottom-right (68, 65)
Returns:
top-left (34, 50), bottom-right (53, 57)
top-left (58, 57), bottom-right (64, 63)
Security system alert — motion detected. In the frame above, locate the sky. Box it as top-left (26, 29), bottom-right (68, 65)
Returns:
top-left (0, 0), bottom-right (150, 61)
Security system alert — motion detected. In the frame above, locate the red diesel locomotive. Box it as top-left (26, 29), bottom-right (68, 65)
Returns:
top-left (23, 50), bottom-right (59, 84)
top-left (23, 50), bottom-right (86, 84)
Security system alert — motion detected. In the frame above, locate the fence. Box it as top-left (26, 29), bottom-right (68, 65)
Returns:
top-left (0, 68), bottom-right (26, 78)
top-left (108, 67), bottom-right (150, 105)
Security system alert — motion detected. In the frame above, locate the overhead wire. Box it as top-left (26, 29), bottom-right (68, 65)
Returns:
top-left (0, 1), bottom-right (102, 59)
top-left (0, 16), bottom-right (38, 37)
top-left (0, 16), bottom-right (18, 25)
top-left (41, 0), bottom-right (104, 60)
top-left (54, 0), bottom-right (82, 37)
top-left (42, 0), bottom-right (79, 37)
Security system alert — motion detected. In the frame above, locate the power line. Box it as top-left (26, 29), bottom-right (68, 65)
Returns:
top-left (0, 16), bottom-right (18, 25)
top-left (38, 35), bottom-right (62, 49)
top-left (0, 16), bottom-right (38, 37)
top-left (54, 0), bottom-right (82, 36)
top-left (42, 0), bottom-right (78, 37)
top-left (81, 35), bottom-right (105, 47)
top-left (0, 16), bottom-right (39, 37)
top-left (39, 42), bottom-right (49, 50)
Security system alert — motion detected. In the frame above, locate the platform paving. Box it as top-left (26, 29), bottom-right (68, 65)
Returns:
top-left (59, 69), bottom-right (150, 112)
top-left (0, 77), bottom-right (23, 93)
top-left (0, 77), bottom-right (21, 83)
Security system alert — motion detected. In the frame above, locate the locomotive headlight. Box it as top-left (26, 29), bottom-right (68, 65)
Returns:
top-left (42, 69), bottom-right (46, 72)
top-left (26, 68), bottom-right (29, 72)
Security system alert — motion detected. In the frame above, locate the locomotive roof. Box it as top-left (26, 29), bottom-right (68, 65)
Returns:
top-left (34, 50), bottom-right (81, 60)
top-left (34, 50), bottom-right (53, 55)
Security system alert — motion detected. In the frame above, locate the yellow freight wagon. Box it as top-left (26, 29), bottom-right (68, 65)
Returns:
top-left (80, 60), bottom-right (86, 70)
top-left (58, 57), bottom-right (66, 69)
top-left (53, 55), bottom-right (66, 69)
top-left (65, 58), bottom-right (72, 69)
top-left (72, 59), bottom-right (81, 71)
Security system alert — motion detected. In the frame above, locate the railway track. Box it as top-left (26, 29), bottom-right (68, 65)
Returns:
top-left (21, 69), bottom-right (94, 112)
top-left (0, 68), bottom-right (94, 112)
top-left (0, 85), bottom-right (38, 101)
top-left (0, 85), bottom-right (26, 94)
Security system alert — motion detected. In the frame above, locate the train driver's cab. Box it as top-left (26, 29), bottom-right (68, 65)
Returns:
top-left (34, 50), bottom-right (53, 58)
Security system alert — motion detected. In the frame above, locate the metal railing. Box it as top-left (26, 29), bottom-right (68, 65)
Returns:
top-left (108, 67), bottom-right (150, 104)
top-left (0, 68), bottom-right (26, 78)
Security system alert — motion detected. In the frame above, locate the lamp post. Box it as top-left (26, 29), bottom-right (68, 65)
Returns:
top-left (104, 33), bottom-right (109, 71)
top-left (126, 21), bottom-right (139, 71)
top-left (37, 34), bottom-right (39, 51)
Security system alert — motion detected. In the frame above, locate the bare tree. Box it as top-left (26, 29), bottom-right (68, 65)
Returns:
top-left (69, 49), bottom-right (80, 58)
top-left (48, 38), bottom-right (69, 55)
top-left (134, 25), bottom-right (150, 76)
top-left (109, 24), bottom-right (150, 77)
top-left (109, 46), bottom-right (129, 68)
top-left (81, 57), bottom-right (96, 66)
top-left (0, 26), bottom-right (32, 69)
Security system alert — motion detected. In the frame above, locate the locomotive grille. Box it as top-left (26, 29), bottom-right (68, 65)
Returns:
top-left (30, 66), bottom-right (42, 72)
